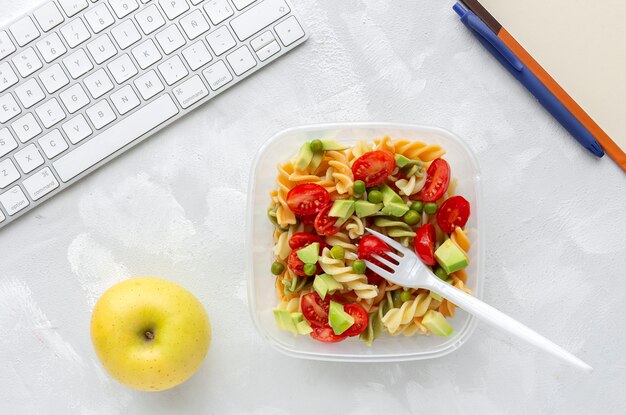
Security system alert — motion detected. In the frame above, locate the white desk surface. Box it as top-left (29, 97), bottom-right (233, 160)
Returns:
top-left (1, 1), bottom-right (625, 414)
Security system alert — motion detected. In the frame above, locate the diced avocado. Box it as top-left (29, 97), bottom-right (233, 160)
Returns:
top-left (381, 202), bottom-right (409, 217)
top-left (395, 154), bottom-right (411, 168)
top-left (313, 274), bottom-right (343, 299)
top-left (329, 301), bottom-right (354, 335)
top-left (429, 291), bottom-right (443, 302)
top-left (294, 142), bottom-right (314, 170)
top-left (308, 150), bottom-right (324, 172)
top-left (355, 200), bottom-right (383, 218)
top-left (329, 199), bottom-right (355, 219)
top-left (422, 310), bottom-right (454, 337)
top-left (296, 320), bottom-right (313, 335)
top-left (297, 242), bottom-right (320, 264)
top-left (380, 185), bottom-right (404, 205)
top-left (273, 309), bottom-right (298, 335)
top-left (435, 239), bottom-right (469, 274)
top-left (321, 140), bottom-right (349, 151)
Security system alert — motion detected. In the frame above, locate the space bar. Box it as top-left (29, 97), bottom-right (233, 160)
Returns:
top-left (54, 95), bottom-right (179, 182)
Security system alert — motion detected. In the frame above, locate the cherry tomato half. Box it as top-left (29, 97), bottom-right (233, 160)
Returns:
top-left (358, 235), bottom-right (392, 281)
top-left (437, 195), bottom-right (470, 233)
top-left (310, 326), bottom-right (348, 343)
top-left (351, 151), bottom-right (396, 187)
top-left (299, 214), bottom-right (317, 226)
top-left (414, 224), bottom-right (436, 266)
top-left (366, 269), bottom-right (384, 285)
top-left (314, 203), bottom-right (340, 236)
top-left (417, 158), bottom-right (450, 203)
top-left (343, 304), bottom-right (369, 337)
top-left (301, 292), bottom-right (330, 328)
top-left (289, 232), bottom-right (327, 250)
top-left (287, 183), bottom-right (330, 216)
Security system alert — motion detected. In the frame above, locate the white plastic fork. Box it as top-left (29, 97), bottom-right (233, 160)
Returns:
top-left (363, 228), bottom-right (593, 373)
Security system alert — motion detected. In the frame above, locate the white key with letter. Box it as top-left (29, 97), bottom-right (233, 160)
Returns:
top-left (60, 83), bottom-right (90, 113)
top-left (86, 100), bottom-right (116, 129)
top-left (15, 78), bottom-right (45, 108)
top-left (108, 54), bottom-right (138, 84)
top-left (60, 18), bottom-right (91, 48)
top-left (134, 70), bottom-right (164, 99)
top-left (202, 60), bottom-right (232, 90)
top-left (0, 32), bottom-right (15, 61)
top-left (36, 98), bottom-right (66, 127)
top-left (173, 75), bottom-right (208, 108)
top-left (62, 49), bottom-right (93, 79)
top-left (156, 25), bottom-right (186, 54)
top-left (182, 41), bottom-right (212, 70)
top-left (232, 0), bottom-right (256, 10)
top-left (226, 45), bottom-right (256, 75)
top-left (15, 144), bottom-right (45, 174)
top-left (39, 129), bottom-right (69, 158)
top-left (110, 85), bottom-right (140, 114)
top-left (0, 159), bottom-right (20, 188)
top-left (10, 17), bottom-right (40, 47)
top-left (39, 64), bottom-right (70, 93)
top-left (0, 186), bottom-right (29, 215)
top-left (84, 3), bottom-right (115, 33)
top-left (54, 95), bottom-right (179, 182)
top-left (58, 0), bottom-right (89, 17)
top-left (275, 16), bottom-right (304, 46)
top-left (203, 0), bottom-right (233, 25)
top-left (0, 63), bottom-right (18, 93)
top-left (12, 48), bottom-right (43, 78)
top-left (206, 26), bottom-right (236, 55)
top-left (109, 0), bottom-right (139, 18)
top-left (87, 34), bottom-right (117, 64)
top-left (159, 0), bottom-right (189, 20)
top-left (12, 113), bottom-right (42, 143)
top-left (84, 69), bottom-right (114, 98)
top-left (22, 167), bottom-right (59, 201)
top-left (36, 33), bottom-right (67, 63)
top-left (132, 39), bottom-right (162, 69)
top-left (0, 94), bottom-right (21, 123)
top-left (230, 0), bottom-right (289, 41)
top-left (111, 19), bottom-right (141, 49)
top-left (179, 10), bottom-right (210, 40)
top-left (135, 5), bottom-right (166, 34)
top-left (0, 129), bottom-right (18, 157)
top-left (158, 55), bottom-right (188, 85)
top-left (62, 114), bottom-right (92, 144)
top-left (34, 2), bottom-right (65, 32)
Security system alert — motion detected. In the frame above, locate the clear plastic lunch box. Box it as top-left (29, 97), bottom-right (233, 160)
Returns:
top-left (246, 123), bottom-right (483, 362)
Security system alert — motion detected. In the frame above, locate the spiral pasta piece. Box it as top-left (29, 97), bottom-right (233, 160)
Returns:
top-left (275, 162), bottom-right (297, 227)
top-left (395, 174), bottom-right (427, 196)
top-left (325, 151), bottom-right (354, 195)
top-left (347, 140), bottom-right (373, 166)
top-left (276, 296), bottom-right (301, 313)
top-left (324, 231), bottom-right (358, 260)
top-left (438, 227), bottom-right (472, 316)
top-left (345, 215), bottom-right (366, 239)
top-left (319, 248), bottom-right (378, 299)
top-left (392, 139), bottom-right (445, 162)
top-left (288, 168), bottom-right (337, 195)
top-left (382, 292), bottom-right (432, 334)
top-left (374, 136), bottom-right (395, 153)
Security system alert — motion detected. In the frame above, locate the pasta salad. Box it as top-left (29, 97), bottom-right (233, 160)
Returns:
top-left (268, 137), bottom-right (473, 344)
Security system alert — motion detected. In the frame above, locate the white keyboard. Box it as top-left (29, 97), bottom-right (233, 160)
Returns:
top-left (0, 0), bottom-right (307, 229)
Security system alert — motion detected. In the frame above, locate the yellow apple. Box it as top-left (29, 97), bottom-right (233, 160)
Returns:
top-left (91, 277), bottom-right (211, 392)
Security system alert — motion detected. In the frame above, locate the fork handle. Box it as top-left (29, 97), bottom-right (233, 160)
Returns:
top-left (425, 276), bottom-right (593, 372)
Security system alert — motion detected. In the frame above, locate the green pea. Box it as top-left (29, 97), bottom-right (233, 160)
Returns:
top-left (310, 139), bottom-right (323, 152)
top-left (353, 180), bottom-right (366, 195)
top-left (391, 290), bottom-right (403, 308)
top-left (303, 263), bottom-right (317, 276)
top-left (434, 267), bottom-right (448, 280)
top-left (271, 262), bottom-right (285, 275)
top-left (352, 260), bottom-right (366, 274)
top-left (330, 245), bottom-right (345, 260)
top-left (424, 202), bottom-right (438, 215)
top-left (410, 201), bottom-right (423, 213)
top-left (403, 210), bottom-right (420, 226)
top-left (399, 290), bottom-right (412, 302)
top-left (368, 190), bottom-right (383, 204)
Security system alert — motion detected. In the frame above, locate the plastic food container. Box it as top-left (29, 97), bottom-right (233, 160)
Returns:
top-left (246, 123), bottom-right (483, 362)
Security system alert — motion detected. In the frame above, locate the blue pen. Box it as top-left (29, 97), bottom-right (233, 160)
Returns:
top-left (453, 2), bottom-right (605, 158)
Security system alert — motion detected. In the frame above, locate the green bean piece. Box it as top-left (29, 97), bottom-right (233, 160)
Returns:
top-left (399, 290), bottom-right (412, 302)
top-left (330, 245), bottom-right (345, 260)
top-left (434, 267), bottom-right (448, 280)
top-left (310, 140), bottom-right (323, 152)
top-left (368, 190), bottom-right (383, 204)
top-left (271, 262), bottom-right (285, 275)
top-left (303, 263), bottom-right (317, 276)
top-left (353, 180), bottom-right (366, 195)
top-left (410, 201), bottom-right (423, 213)
top-left (403, 210), bottom-right (420, 226)
top-left (424, 202), bottom-right (438, 215)
top-left (352, 260), bottom-right (366, 274)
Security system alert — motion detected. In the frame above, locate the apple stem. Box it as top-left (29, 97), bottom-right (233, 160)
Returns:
top-left (144, 330), bottom-right (155, 341)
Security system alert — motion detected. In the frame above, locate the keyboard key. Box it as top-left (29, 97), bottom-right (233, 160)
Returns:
top-left (63, 49), bottom-right (93, 79)
top-left (111, 19), bottom-right (141, 49)
top-left (0, 186), bottom-right (29, 215)
top-left (132, 39), bottom-right (162, 69)
top-left (87, 34), bottom-right (117, 64)
top-left (109, 0), bottom-right (139, 18)
top-left (255, 39), bottom-right (280, 61)
top-left (15, 144), bottom-right (45, 174)
top-left (134, 70), bottom-right (165, 99)
top-left (62, 114), bottom-right (92, 143)
top-left (58, 0), bottom-right (89, 17)
top-left (60, 18), bottom-right (91, 48)
top-left (39, 64), bottom-right (70, 93)
top-left (0, 209), bottom-right (4, 222)
top-left (108, 54), bottom-right (138, 84)
top-left (202, 60), bottom-right (232, 90)
top-left (54, 95), bottom-right (179, 182)
top-left (0, 159), bottom-right (20, 188)
top-left (226, 45), bottom-right (256, 75)
top-left (135, 5), bottom-right (166, 35)
top-left (0, 62), bottom-right (19, 93)
top-left (159, 0), bottom-right (189, 20)
top-left (10, 17), bottom-right (40, 47)
top-left (39, 129), bottom-right (69, 158)
top-left (84, 69), bottom-right (114, 98)
top-left (230, 0), bottom-right (289, 41)
top-left (203, 0), bottom-right (234, 25)
top-left (12, 113), bottom-right (42, 143)
top-left (232, 0), bottom-right (256, 10)
top-left (274, 16), bottom-right (304, 46)
top-left (173, 75), bottom-right (208, 108)
top-left (0, 129), bottom-right (18, 157)
top-left (34, 2), bottom-right (65, 32)
top-left (15, 79), bottom-right (45, 109)
top-left (0, 32), bottom-right (16, 60)
top-left (179, 10), bottom-right (210, 40)
top-left (36, 98), bottom-right (66, 128)
top-left (156, 25), bottom-right (186, 54)
top-left (190, 0), bottom-right (205, 4)
top-left (158, 55), bottom-right (188, 85)
top-left (250, 30), bottom-right (274, 51)
top-left (110, 85), bottom-right (140, 114)
top-left (86, 100), bottom-right (116, 129)
top-left (59, 83), bottom-right (90, 113)
top-left (182, 41), bottom-right (212, 70)
top-left (22, 167), bottom-right (59, 200)
top-left (12, 48), bottom-right (43, 78)
top-left (84, 3), bottom-right (115, 33)
top-left (206, 26), bottom-right (236, 55)
top-left (36, 33), bottom-right (67, 63)
top-left (0, 94), bottom-right (21, 123)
